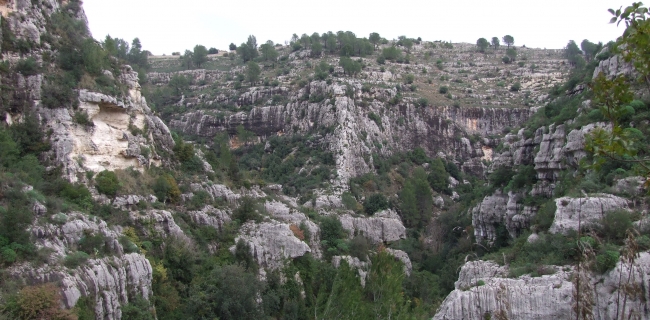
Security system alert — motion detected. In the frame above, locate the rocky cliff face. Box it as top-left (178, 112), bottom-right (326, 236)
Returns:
top-left (434, 253), bottom-right (650, 320)
top-left (2, 0), bottom-right (174, 183)
top-left (39, 68), bottom-right (175, 182)
top-left (0, 1), bottom-right (174, 318)
top-left (12, 212), bottom-right (153, 320)
top-left (170, 83), bottom-right (530, 184)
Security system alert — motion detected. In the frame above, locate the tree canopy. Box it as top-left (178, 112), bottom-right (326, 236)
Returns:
top-left (476, 38), bottom-right (489, 52)
top-left (192, 45), bottom-right (208, 68)
top-left (503, 35), bottom-right (514, 48)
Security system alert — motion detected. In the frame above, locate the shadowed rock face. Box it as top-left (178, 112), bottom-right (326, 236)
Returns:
top-left (170, 82), bottom-right (531, 184)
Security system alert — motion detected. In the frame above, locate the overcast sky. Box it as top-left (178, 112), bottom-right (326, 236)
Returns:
top-left (83, 0), bottom-right (632, 55)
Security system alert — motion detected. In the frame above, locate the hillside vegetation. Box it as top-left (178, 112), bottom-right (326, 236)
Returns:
top-left (0, 1), bottom-right (648, 319)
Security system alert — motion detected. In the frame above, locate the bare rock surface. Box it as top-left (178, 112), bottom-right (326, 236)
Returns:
top-left (233, 220), bottom-right (312, 270)
top-left (339, 209), bottom-right (406, 243)
top-left (434, 260), bottom-right (573, 320)
top-left (549, 194), bottom-right (630, 234)
top-left (434, 253), bottom-right (650, 320)
top-left (187, 205), bottom-right (232, 230)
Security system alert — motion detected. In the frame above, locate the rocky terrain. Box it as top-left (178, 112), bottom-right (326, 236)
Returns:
top-left (0, 0), bottom-right (649, 319)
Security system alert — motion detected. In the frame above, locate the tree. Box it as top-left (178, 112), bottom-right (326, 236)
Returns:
top-left (503, 35), bottom-right (514, 48)
top-left (369, 32), bottom-right (381, 50)
top-left (229, 43), bottom-right (237, 51)
top-left (311, 41), bottom-right (323, 57)
top-left (363, 193), bottom-right (389, 215)
top-left (491, 36), bottom-right (500, 50)
top-left (580, 39), bottom-right (600, 62)
top-left (402, 38), bottom-right (414, 53)
top-left (315, 60), bottom-right (330, 80)
top-left (168, 74), bottom-right (189, 96)
top-left (208, 47), bottom-right (218, 54)
top-left (427, 158), bottom-right (450, 194)
top-left (366, 250), bottom-right (408, 319)
top-left (506, 47), bottom-right (517, 61)
top-left (180, 49), bottom-right (193, 69)
top-left (339, 56), bottom-right (361, 76)
top-left (95, 170), bottom-right (120, 197)
top-left (192, 45), bottom-right (208, 68)
top-left (300, 33), bottom-right (311, 49)
top-left (565, 40), bottom-right (583, 66)
top-left (186, 265), bottom-right (263, 320)
top-left (246, 61), bottom-right (261, 86)
top-left (247, 35), bottom-right (258, 50)
top-left (237, 43), bottom-right (258, 62)
top-left (259, 41), bottom-right (279, 64)
top-left (310, 32), bottom-right (321, 46)
top-left (476, 38), bottom-right (489, 52)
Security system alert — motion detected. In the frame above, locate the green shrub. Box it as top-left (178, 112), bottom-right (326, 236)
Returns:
top-left (595, 250), bottom-right (619, 273)
top-left (438, 86), bottom-right (448, 94)
top-left (74, 111), bottom-right (94, 126)
top-left (15, 57), bottom-right (40, 76)
top-left (600, 210), bottom-right (634, 243)
top-left (510, 82), bottom-right (521, 92)
top-left (404, 74), bottom-right (415, 84)
top-left (232, 197), bottom-right (261, 223)
top-left (95, 170), bottom-right (120, 197)
top-left (363, 193), bottom-right (389, 215)
top-left (64, 251), bottom-right (90, 268)
top-left (368, 112), bottom-right (382, 129)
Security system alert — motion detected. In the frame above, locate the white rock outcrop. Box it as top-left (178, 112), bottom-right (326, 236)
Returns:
top-left (434, 253), bottom-right (650, 320)
top-left (233, 220), bottom-right (312, 269)
top-left (549, 194), bottom-right (630, 234)
top-left (339, 209), bottom-right (406, 243)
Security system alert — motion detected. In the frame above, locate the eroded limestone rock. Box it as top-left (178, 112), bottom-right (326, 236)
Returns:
top-left (339, 209), bottom-right (406, 243)
top-left (549, 194), bottom-right (630, 234)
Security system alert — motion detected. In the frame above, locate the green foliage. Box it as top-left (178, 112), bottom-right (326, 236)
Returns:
top-left (502, 35), bottom-right (514, 47)
top-left (428, 158), bottom-right (450, 194)
top-left (186, 265), bottom-right (263, 320)
top-left (42, 73), bottom-right (79, 109)
top-left (363, 193), bottom-right (389, 215)
top-left (595, 250), bottom-right (619, 273)
top-left (15, 57), bottom-right (40, 76)
top-left (401, 168), bottom-right (434, 228)
top-left (232, 197), bottom-right (261, 223)
top-left (235, 135), bottom-right (335, 196)
top-left (95, 170), bottom-right (120, 197)
top-left (438, 86), bottom-right (448, 94)
top-left (320, 216), bottom-right (348, 257)
top-left (381, 46), bottom-right (402, 61)
top-left (476, 38), bottom-right (489, 52)
top-left (489, 166), bottom-right (514, 189)
top-left (368, 112), bottom-right (382, 129)
top-left (246, 61), bottom-right (261, 85)
top-left (63, 251), bottom-right (90, 268)
top-left (339, 56), bottom-right (361, 76)
top-left (599, 210), bottom-right (634, 243)
top-left (152, 174), bottom-right (181, 204)
top-left (73, 111), bottom-right (94, 126)
top-left (192, 45), bottom-right (208, 68)
top-left (168, 74), bottom-right (189, 96)
top-left (121, 295), bottom-right (155, 320)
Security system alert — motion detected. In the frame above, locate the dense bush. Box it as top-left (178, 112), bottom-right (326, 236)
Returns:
top-left (95, 170), bottom-right (120, 197)
top-left (363, 193), bottom-right (389, 215)
top-left (15, 57), bottom-right (40, 76)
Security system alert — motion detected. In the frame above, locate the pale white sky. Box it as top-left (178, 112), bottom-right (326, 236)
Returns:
top-left (83, 0), bottom-right (633, 55)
